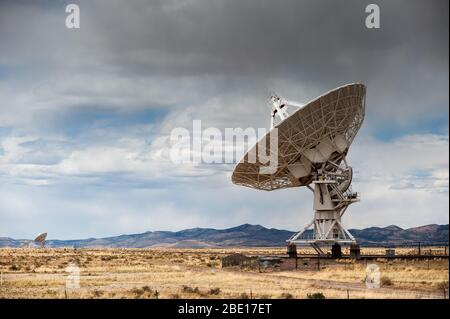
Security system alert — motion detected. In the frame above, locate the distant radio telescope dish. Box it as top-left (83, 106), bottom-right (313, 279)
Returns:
top-left (232, 83), bottom-right (366, 253)
top-left (34, 232), bottom-right (47, 248)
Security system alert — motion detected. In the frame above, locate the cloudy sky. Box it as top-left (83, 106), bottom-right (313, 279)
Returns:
top-left (0, 0), bottom-right (448, 239)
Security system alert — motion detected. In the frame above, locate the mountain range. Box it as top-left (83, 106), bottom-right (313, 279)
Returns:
top-left (0, 223), bottom-right (448, 248)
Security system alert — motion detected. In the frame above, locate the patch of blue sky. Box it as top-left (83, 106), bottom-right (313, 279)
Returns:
top-left (40, 106), bottom-right (169, 139)
top-left (39, 172), bottom-right (171, 193)
top-left (0, 126), bottom-right (13, 136)
top-left (373, 115), bottom-right (449, 141)
top-left (0, 61), bottom-right (51, 82)
top-left (407, 169), bottom-right (433, 179)
top-left (15, 139), bottom-right (69, 165)
top-left (0, 65), bottom-right (12, 79)
top-left (88, 174), bottom-right (169, 190)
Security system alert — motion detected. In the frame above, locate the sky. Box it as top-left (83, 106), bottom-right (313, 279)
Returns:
top-left (0, 0), bottom-right (448, 239)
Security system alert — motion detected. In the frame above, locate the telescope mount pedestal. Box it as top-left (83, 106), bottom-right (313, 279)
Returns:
top-left (287, 161), bottom-right (359, 257)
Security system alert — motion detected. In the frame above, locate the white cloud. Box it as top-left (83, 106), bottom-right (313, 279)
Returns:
top-left (1, 126), bottom-right (448, 238)
top-left (350, 134), bottom-right (449, 192)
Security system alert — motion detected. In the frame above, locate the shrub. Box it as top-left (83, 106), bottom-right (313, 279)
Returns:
top-left (280, 292), bottom-right (294, 299)
top-left (142, 286), bottom-right (153, 293)
top-left (436, 281), bottom-right (449, 290)
top-left (307, 292), bottom-right (326, 299)
top-left (131, 287), bottom-right (144, 298)
top-left (9, 264), bottom-right (19, 271)
top-left (381, 276), bottom-right (393, 286)
top-left (101, 256), bottom-right (113, 261)
top-left (209, 287), bottom-right (221, 295)
top-left (182, 285), bottom-right (200, 294)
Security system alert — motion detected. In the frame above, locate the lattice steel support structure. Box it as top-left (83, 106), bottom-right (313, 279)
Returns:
top-left (287, 155), bottom-right (358, 246)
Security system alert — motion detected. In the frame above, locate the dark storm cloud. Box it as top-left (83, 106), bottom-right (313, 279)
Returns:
top-left (3, 1), bottom-right (446, 77)
top-left (77, 0), bottom-right (447, 79)
top-left (93, 0), bottom-right (449, 127)
top-left (0, 0), bottom-right (448, 130)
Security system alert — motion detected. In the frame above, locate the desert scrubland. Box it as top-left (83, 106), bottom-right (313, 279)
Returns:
top-left (0, 247), bottom-right (448, 299)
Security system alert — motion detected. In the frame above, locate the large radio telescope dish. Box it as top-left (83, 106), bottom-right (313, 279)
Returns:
top-left (232, 83), bottom-right (366, 251)
top-left (34, 232), bottom-right (47, 248)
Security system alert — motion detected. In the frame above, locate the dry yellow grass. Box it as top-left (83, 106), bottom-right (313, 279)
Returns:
top-left (0, 247), bottom-right (448, 299)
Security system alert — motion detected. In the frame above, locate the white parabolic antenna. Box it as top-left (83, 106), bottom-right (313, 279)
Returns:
top-left (34, 232), bottom-right (47, 247)
top-left (232, 83), bottom-right (366, 251)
